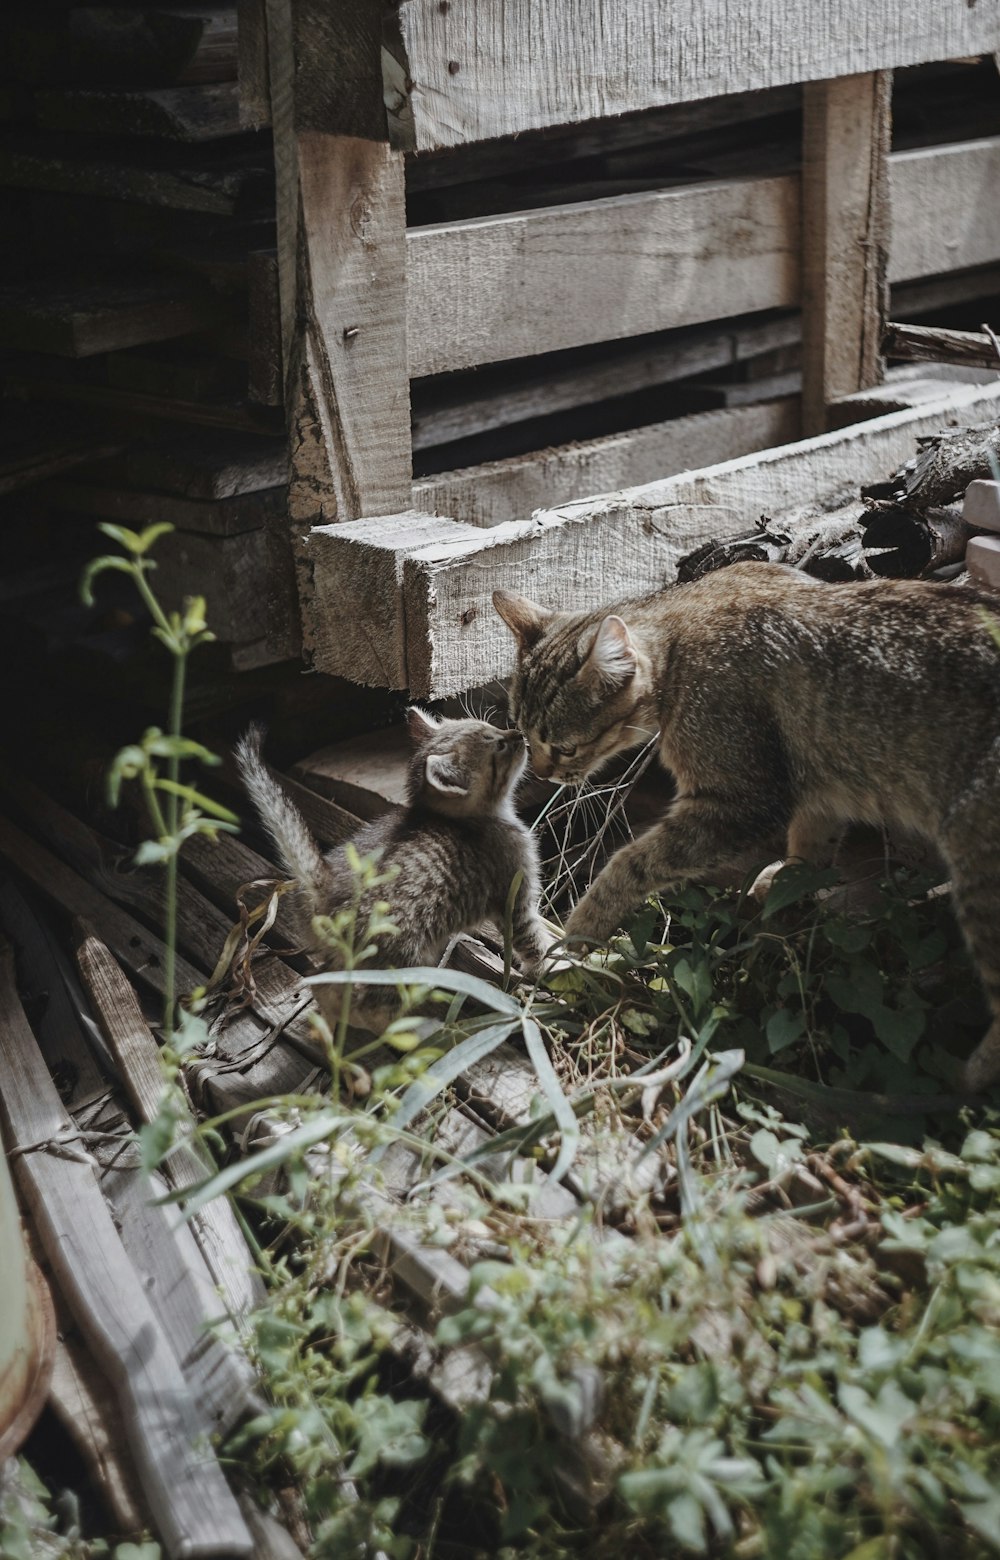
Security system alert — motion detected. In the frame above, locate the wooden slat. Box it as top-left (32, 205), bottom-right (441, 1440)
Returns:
top-left (0, 946), bottom-right (253, 1560)
top-left (405, 173), bottom-right (800, 377)
top-left (405, 137), bottom-right (1000, 377)
top-left (42, 477), bottom-right (286, 538)
top-left (75, 931), bottom-right (267, 1325)
top-left (392, 0), bottom-right (1000, 152)
top-left (305, 379), bottom-right (1000, 693)
top-left (800, 72), bottom-right (890, 435)
top-left (413, 398), bottom-right (801, 529)
top-left (0, 137), bottom-right (272, 216)
top-left (84, 429), bottom-right (287, 499)
top-left (0, 275), bottom-right (222, 357)
top-left (34, 84), bottom-right (243, 142)
top-left (410, 312), bottom-right (799, 452)
top-left (889, 137), bottom-right (1000, 283)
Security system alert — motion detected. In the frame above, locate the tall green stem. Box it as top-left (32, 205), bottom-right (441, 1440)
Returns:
top-left (163, 632), bottom-right (187, 1037)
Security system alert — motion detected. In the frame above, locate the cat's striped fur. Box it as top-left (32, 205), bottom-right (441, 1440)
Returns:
top-left (494, 563), bottom-right (1000, 1091)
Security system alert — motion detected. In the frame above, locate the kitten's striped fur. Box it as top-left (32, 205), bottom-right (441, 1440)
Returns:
top-left (495, 563), bottom-right (1000, 1091)
top-left (236, 709), bottom-right (551, 1032)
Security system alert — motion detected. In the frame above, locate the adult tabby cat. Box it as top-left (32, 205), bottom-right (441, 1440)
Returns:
top-left (237, 709), bottom-right (551, 1031)
top-left (494, 563), bottom-right (1000, 1090)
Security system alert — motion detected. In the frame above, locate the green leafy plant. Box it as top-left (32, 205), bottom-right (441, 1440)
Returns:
top-left (81, 523), bottom-right (237, 1161)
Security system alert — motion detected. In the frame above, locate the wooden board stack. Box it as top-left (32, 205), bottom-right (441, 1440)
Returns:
top-left (2, 14), bottom-right (999, 683)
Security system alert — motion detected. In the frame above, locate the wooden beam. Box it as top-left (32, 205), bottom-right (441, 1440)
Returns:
top-left (0, 275), bottom-right (224, 358)
top-left (392, 0), bottom-right (1000, 152)
top-left (264, 0), bottom-right (413, 664)
top-left (413, 398), bottom-right (801, 529)
top-left (800, 72), bottom-right (890, 435)
top-left (405, 173), bottom-right (800, 377)
top-left (404, 136), bottom-right (1000, 379)
top-left (307, 380), bottom-right (1000, 694)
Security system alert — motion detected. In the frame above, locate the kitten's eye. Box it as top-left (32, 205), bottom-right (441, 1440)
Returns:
top-left (551, 744), bottom-right (578, 761)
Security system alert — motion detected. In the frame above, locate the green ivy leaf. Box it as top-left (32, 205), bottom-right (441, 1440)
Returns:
top-left (766, 1006), bottom-right (806, 1054)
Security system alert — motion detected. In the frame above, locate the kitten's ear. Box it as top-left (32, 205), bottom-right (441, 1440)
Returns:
top-left (424, 752), bottom-right (470, 796)
top-left (580, 615), bottom-right (637, 689)
top-left (406, 705), bottom-right (439, 745)
top-left (492, 590), bottom-right (553, 651)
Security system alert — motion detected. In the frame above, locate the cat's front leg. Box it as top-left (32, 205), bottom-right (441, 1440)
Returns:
top-left (748, 810), bottom-right (844, 905)
top-left (566, 797), bottom-right (767, 946)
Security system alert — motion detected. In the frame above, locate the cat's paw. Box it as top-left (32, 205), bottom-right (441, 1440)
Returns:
top-left (564, 897), bottom-right (617, 950)
top-left (749, 860), bottom-right (785, 905)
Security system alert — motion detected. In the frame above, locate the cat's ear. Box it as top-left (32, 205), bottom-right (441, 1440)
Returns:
top-left (406, 705), bottom-right (439, 745)
top-left (492, 590), bottom-right (552, 651)
top-left (424, 752), bottom-right (469, 796)
top-left (580, 615), bottom-right (637, 689)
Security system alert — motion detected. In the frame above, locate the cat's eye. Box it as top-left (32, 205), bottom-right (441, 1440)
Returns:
top-left (551, 744), bottom-right (578, 761)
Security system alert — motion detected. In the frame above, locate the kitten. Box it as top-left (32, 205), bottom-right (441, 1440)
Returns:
top-left (494, 563), bottom-right (1000, 1090)
top-left (235, 709), bottom-right (552, 1032)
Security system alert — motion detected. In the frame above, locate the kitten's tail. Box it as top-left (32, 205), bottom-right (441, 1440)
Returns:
top-left (234, 724), bottom-right (327, 913)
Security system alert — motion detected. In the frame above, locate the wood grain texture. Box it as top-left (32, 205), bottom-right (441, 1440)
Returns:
top-left (413, 399), bottom-right (801, 529)
top-left (237, 0), bottom-right (271, 127)
top-left (393, 0), bottom-right (1000, 151)
top-left (405, 174), bottom-right (800, 376)
top-left (43, 477), bottom-right (286, 538)
top-left (0, 948), bottom-right (253, 1560)
top-left (405, 136), bottom-right (1000, 378)
top-left (888, 138), bottom-right (1000, 283)
top-left (410, 313), bottom-right (799, 452)
top-left (302, 512), bottom-right (484, 687)
top-left (309, 380), bottom-right (1000, 694)
top-left (75, 932), bottom-right (266, 1325)
top-left (801, 72), bottom-right (890, 435)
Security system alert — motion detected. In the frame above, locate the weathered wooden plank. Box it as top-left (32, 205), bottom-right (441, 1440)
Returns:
top-left (306, 380), bottom-right (1000, 693)
top-left (889, 138), bottom-right (1000, 283)
top-left (6, 6), bottom-right (238, 89)
top-left (414, 399), bottom-right (801, 529)
top-left (247, 248), bottom-right (282, 406)
top-left (34, 84), bottom-right (243, 142)
top-left (75, 930), bottom-right (266, 1325)
top-left (0, 405), bottom-right (125, 497)
top-left (0, 274), bottom-right (222, 357)
top-left (410, 312), bottom-right (799, 452)
top-left (302, 512), bottom-right (485, 686)
top-left (801, 72), bottom-right (890, 434)
top-left (152, 523), bottom-right (294, 645)
top-left (266, 0), bottom-right (411, 514)
top-left (84, 429), bottom-right (286, 499)
top-left (406, 137), bottom-right (1000, 378)
top-left (0, 137), bottom-right (272, 216)
top-left (392, 0), bottom-right (1000, 152)
top-left (0, 946), bottom-right (253, 1560)
top-left (43, 476), bottom-right (286, 538)
top-left (237, 0), bottom-right (271, 128)
top-left (405, 173), bottom-right (800, 377)
top-left (0, 814), bottom-right (205, 1001)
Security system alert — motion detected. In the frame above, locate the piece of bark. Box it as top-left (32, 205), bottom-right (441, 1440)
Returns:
top-left (866, 420), bottom-right (1000, 508)
top-left (884, 320), bottom-right (1000, 373)
top-left (859, 502), bottom-right (977, 577)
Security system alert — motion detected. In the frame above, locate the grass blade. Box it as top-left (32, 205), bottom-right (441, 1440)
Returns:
top-left (522, 1016), bottom-right (579, 1183)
